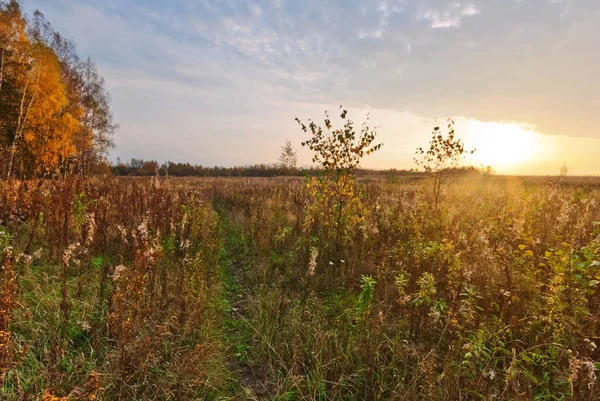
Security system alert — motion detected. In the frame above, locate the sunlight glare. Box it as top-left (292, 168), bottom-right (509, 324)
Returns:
top-left (464, 121), bottom-right (543, 170)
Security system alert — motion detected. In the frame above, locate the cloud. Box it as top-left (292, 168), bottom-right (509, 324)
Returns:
top-left (358, 29), bottom-right (383, 39)
top-left (419, 2), bottom-right (480, 28)
top-left (422, 9), bottom-right (473, 28)
top-left (21, 0), bottom-right (600, 173)
top-left (461, 5), bottom-right (480, 17)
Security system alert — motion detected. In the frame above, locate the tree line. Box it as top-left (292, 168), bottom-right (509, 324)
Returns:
top-left (112, 159), bottom-right (320, 177)
top-left (110, 158), bottom-right (469, 178)
top-left (0, 1), bottom-right (116, 179)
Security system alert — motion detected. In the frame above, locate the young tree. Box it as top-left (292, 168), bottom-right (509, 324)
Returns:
top-left (76, 57), bottom-right (117, 177)
top-left (278, 139), bottom-right (297, 174)
top-left (296, 106), bottom-right (382, 261)
top-left (560, 163), bottom-right (568, 177)
top-left (414, 119), bottom-right (474, 212)
top-left (297, 106), bottom-right (382, 180)
top-left (481, 165), bottom-right (495, 175)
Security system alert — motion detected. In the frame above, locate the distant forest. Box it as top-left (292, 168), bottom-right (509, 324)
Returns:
top-left (110, 158), bottom-right (486, 178)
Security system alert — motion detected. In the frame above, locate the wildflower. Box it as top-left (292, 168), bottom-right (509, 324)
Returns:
top-left (584, 338), bottom-right (597, 351)
top-left (16, 253), bottom-right (32, 265)
top-left (569, 356), bottom-right (598, 389)
top-left (33, 248), bottom-right (42, 260)
top-left (84, 213), bottom-right (96, 246)
top-left (63, 243), bottom-right (81, 267)
top-left (464, 269), bottom-right (473, 281)
top-left (138, 216), bottom-right (150, 245)
top-left (179, 212), bottom-right (188, 243)
top-left (308, 247), bottom-right (318, 277)
top-left (112, 265), bottom-right (127, 281)
top-left (117, 224), bottom-right (128, 243)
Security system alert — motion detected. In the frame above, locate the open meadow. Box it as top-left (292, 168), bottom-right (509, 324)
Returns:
top-left (0, 174), bottom-right (599, 400)
top-left (2, 1), bottom-right (600, 399)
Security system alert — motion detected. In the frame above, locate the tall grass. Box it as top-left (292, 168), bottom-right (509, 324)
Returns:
top-left (0, 178), bottom-right (233, 399)
top-left (215, 174), bottom-right (600, 400)
top-left (0, 175), bottom-right (598, 400)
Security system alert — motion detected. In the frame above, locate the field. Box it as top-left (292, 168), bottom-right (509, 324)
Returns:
top-left (0, 175), bottom-right (599, 400)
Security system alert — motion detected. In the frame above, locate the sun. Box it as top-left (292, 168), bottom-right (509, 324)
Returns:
top-left (464, 121), bottom-right (543, 170)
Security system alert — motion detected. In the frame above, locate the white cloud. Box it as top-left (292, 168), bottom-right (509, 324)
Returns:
top-left (423, 10), bottom-right (461, 28)
top-left (422, 3), bottom-right (481, 28)
top-left (358, 29), bottom-right (383, 39)
top-left (462, 5), bottom-right (480, 16)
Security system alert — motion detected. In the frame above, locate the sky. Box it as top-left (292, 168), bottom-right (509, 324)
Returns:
top-left (23, 0), bottom-right (600, 175)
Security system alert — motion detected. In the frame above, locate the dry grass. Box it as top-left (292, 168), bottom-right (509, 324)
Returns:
top-left (0, 175), bottom-right (598, 400)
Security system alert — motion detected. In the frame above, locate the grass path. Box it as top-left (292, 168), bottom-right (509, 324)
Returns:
top-left (215, 201), bottom-right (270, 400)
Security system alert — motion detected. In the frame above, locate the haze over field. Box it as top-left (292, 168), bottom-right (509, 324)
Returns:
top-left (25, 0), bottom-right (600, 174)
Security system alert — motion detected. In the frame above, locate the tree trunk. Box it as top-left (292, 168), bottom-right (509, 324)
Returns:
top-left (6, 80), bottom-right (37, 180)
top-left (0, 49), bottom-right (5, 93)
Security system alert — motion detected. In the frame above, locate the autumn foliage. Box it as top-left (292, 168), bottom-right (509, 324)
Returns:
top-left (0, 1), bottom-right (116, 179)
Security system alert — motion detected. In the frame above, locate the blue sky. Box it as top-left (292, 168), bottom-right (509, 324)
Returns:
top-left (24, 0), bottom-right (600, 173)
